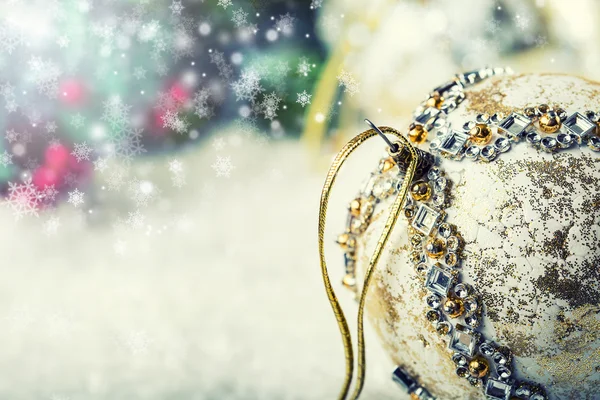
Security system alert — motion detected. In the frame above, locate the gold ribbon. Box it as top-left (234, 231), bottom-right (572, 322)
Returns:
top-left (318, 125), bottom-right (419, 400)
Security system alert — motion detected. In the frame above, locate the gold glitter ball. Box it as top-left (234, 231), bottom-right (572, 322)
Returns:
top-left (539, 113), bottom-right (561, 133)
top-left (436, 322), bottom-right (450, 335)
top-left (426, 93), bottom-right (444, 109)
top-left (349, 198), bottom-right (362, 217)
top-left (468, 357), bottom-right (489, 378)
top-left (426, 309), bottom-right (440, 322)
top-left (425, 238), bottom-right (446, 259)
top-left (336, 233), bottom-right (355, 250)
top-left (410, 181), bottom-right (432, 201)
top-left (443, 297), bottom-right (465, 318)
top-left (408, 124), bottom-right (428, 144)
top-left (379, 156), bottom-right (396, 173)
top-left (342, 273), bottom-right (356, 288)
top-left (469, 123), bottom-right (493, 145)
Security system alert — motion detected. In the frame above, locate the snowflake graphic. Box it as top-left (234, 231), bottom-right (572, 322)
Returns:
top-left (71, 142), bottom-right (93, 162)
top-left (274, 13), bottom-right (295, 34)
top-left (193, 87), bottom-right (214, 120)
top-left (171, 172), bottom-right (186, 188)
top-left (168, 159), bottom-right (184, 174)
top-left (310, 0), bottom-right (323, 9)
top-left (514, 14), bottom-right (530, 31)
top-left (133, 67), bottom-right (147, 80)
top-left (212, 137), bottom-right (225, 151)
top-left (297, 57), bottom-right (312, 77)
top-left (67, 188), bottom-right (85, 207)
top-left (40, 184), bottom-right (59, 202)
top-left (126, 209), bottom-right (146, 229)
top-left (128, 179), bottom-right (158, 208)
top-left (218, 0), bottom-right (233, 9)
top-left (4, 179), bottom-right (41, 219)
top-left (209, 50), bottom-right (234, 81)
top-left (56, 35), bottom-right (70, 48)
top-left (43, 216), bottom-right (61, 236)
top-left (260, 91), bottom-right (282, 120)
top-left (169, 0), bottom-right (184, 15)
top-left (232, 8), bottom-right (249, 28)
top-left (534, 34), bottom-right (548, 48)
top-left (296, 90), bottom-right (312, 107)
top-left (486, 19), bottom-right (501, 35)
top-left (0, 150), bottom-right (14, 167)
top-left (94, 157), bottom-right (108, 172)
top-left (231, 68), bottom-right (263, 102)
top-left (70, 113), bottom-right (85, 129)
top-left (211, 155), bottom-right (235, 178)
top-left (5, 129), bottom-right (19, 143)
top-left (337, 69), bottom-right (360, 97)
top-left (45, 121), bottom-right (57, 134)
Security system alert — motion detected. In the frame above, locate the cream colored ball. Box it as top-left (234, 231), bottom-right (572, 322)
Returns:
top-left (352, 73), bottom-right (600, 399)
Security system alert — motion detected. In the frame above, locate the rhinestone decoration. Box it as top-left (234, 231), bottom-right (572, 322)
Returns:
top-left (334, 67), bottom-right (600, 399)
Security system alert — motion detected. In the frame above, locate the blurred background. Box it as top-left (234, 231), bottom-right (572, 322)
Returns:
top-left (1, 0), bottom-right (599, 398)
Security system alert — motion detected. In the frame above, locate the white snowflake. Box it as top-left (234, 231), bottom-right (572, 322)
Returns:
top-left (70, 113), bottom-right (85, 129)
top-left (274, 13), bottom-right (295, 35)
top-left (337, 69), bottom-right (360, 97)
top-left (45, 121), bottom-right (57, 134)
top-left (297, 57), bottom-right (312, 77)
top-left (218, 0), bottom-right (232, 9)
top-left (127, 178), bottom-right (158, 207)
top-left (56, 35), bottom-right (70, 48)
top-left (514, 14), bottom-right (530, 31)
top-left (171, 172), bottom-right (186, 188)
top-left (5, 129), bottom-right (19, 143)
top-left (40, 184), bottom-right (59, 202)
top-left (231, 8), bottom-right (248, 28)
top-left (211, 155), bottom-right (235, 178)
top-left (212, 137), bottom-right (225, 151)
top-left (133, 66), bottom-right (147, 80)
top-left (94, 157), bottom-right (108, 172)
top-left (0, 150), bottom-right (13, 167)
top-left (71, 141), bottom-right (93, 162)
top-left (260, 91), bottom-right (282, 121)
top-left (168, 159), bottom-right (183, 174)
top-left (296, 90), bottom-right (312, 107)
top-left (310, 0), bottom-right (323, 9)
top-left (193, 87), bottom-right (214, 120)
top-left (126, 209), bottom-right (146, 229)
top-left (4, 179), bottom-right (41, 219)
top-left (43, 216), bottom-right (61, 236)
top-left (67, 188), bottom-right (84, 207)
top-left (231, 68), bottom-right (263, 102)
top-left (169, 0), bottom-right (184, 15)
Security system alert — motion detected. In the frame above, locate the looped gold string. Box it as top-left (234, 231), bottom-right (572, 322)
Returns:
top-left (318, 126), bottom-right (419, 400)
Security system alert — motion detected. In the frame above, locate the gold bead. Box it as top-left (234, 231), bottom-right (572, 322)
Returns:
top-left (443, 297), bottom-right (464, 318)
top-left (468, 123), bottom-right (493, 145)
top-left (408, 124), bottom-right (428, 144)
top-left (349, 198), bottom-right (362, 217)
top-left (436, 322), bottom-right (450, 335)
top-left (336, 233), bottom-right (356, 250)
top-left (468, 356), bottom-right (489, 378)
top-left (342, 273), bottom-right (356, 289)
top-left (426, 93), bottom-right (444, 109)
top-left (425, 238), bottom-right (446, 259)
top-left (410, 181), bottom-right (432, 201)
top-left (539, 112), bottom-right (561, 133)
top-left (426, 309), bottom-right (440, 322)
top-left (379, 156), bottom-right (396, 173)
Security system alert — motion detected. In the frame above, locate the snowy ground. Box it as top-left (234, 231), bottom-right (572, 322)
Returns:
top-left (0, 132), bottom-right (404, 399)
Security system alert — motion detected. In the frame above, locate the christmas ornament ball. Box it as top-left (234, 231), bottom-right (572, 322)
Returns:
top-left (353, 74), bottom-right (600, 400)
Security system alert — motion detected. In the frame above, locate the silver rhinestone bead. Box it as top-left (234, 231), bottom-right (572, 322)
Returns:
top-left (515, 384), bottom-right (532, 397)
top-left (556, 108), bottom-right (567, 120)
top-left (432, 193), bottom-right (445, 208)
top-left (427, 166), bottom-right (442, 180)
top-left (490, 113), bottom-right (503, 124)
top-left (455, 366), bottom-right (469, 378)
top-left (445, 252), bottom-right (458, 267)
top-left (463, 121), bottom-right (476, 132)
top-left (476, 113), bottom-right (490, 124)
top-left (556, 132), bottom-right (574, 148)
top-left (467, 376), bottom-right (481, 387)
top-left (446, 236), bottom-right (461, 251)
top-left (452, 352), bottom-right (467, 365)
top-left (464, 296), bottom-right (479, 313)
top-left (480, 145), bottom-right (497, 162)
top-left (530, 393), bottom-right (546, 400)
top-left (415, 262), bottom-right (429, 276)
top-left (585, 110), bottom-right (598, 122)
top-left (492, 350), bottom-right (509, 365)
top-left (438, 222), bottom-right (452, 238)
top-left (429, 140), bottom-right (440, 152)
top-left (526, 131), bottom-right (541, 145)
top-left (427, 294), bottom-right (442, 308)
top-left (453, 283), bottom-right (469, 298)
top-left (540, 136), bottom-right (558, 152)
top-left (436, 321), bottom-right (452, 335)
top-left (588, 135), bottom-right (600, 151)
top-left (497, 365), bottom-right (512, 380)
top-left (434, 176), bottom-right (447, 192)
top-left (465, 314), bottom-right (480, 327)
top-left (465, 145), bottom-right (480, 159)
top-left (434, 118), bottom-right (447, 129)
top-left (479, 341), bottom-right (495, 356)
top-left (494, 137), bottom-right (511, 152)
